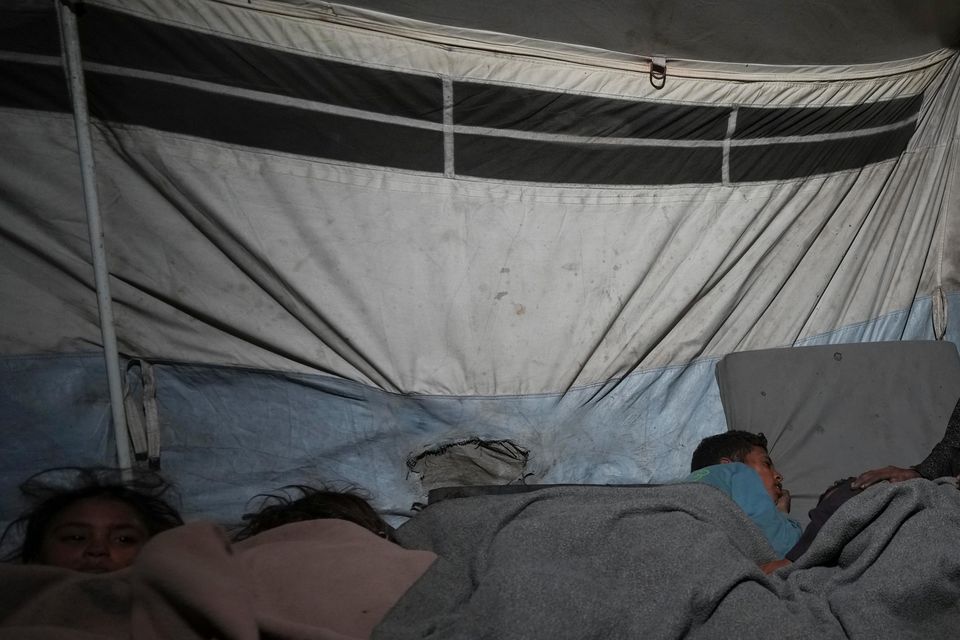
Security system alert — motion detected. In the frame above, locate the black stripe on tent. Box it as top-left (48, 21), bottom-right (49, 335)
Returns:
top-left (75, 5), bottom-right (443, 124)
top-left (0, 4), bottom-right (60, 57)
top-left (455, 82), bottom-right (729, 140)
top-left (455, 134), bottom-right (721, 184)
top-left (0, 9), bottom-right (920, 186)
top-left (0, 60), bottom-right (69, 113)
top-left (82, 70), bottom-right (443, 173)
top-left (730, 125), bottom-right (915, 182)
top-left (735, 96), bottom-right (923, 138)
top-left (0, 58), bottom-right (916, 184)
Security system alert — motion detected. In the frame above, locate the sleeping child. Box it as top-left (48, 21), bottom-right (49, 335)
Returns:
top-left (683, 430), bottom-right (802, 571)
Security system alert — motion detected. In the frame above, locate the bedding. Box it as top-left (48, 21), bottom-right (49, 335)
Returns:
top-left (376, 480), bottom-right (960, 640)
top-left (2, 480), bottom-right (957, 639)
top-left (0, 519), bottom-right (437, 640)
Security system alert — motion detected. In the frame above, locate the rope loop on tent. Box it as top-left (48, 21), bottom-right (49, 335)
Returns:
top-left (932, 286), bottom-right (948, 340)
top-left (649, 57), bottom-right (667, 89)
top-left (123, 359), bottom-right (162, 470)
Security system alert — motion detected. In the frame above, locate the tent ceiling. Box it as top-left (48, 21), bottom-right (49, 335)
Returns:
top-left (332, 0), bottom-right (960, 65)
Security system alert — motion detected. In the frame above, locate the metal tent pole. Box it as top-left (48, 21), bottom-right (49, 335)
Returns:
top-left (55, 0), bottom-right (133, 475)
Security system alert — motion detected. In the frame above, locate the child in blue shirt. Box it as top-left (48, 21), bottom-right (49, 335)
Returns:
top-left (684, 430), bottom-right (802, 564)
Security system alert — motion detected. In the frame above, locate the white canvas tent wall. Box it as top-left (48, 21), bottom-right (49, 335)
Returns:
top-left (1, 0), bottom-right (959, 531)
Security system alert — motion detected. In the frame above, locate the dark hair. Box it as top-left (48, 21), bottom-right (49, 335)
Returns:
top-left (232, 485), bottom-right (394, 542)
top-left (690, 430), bottom-right (769, 472)
top-left (1, 466), bottom-right (184, 563)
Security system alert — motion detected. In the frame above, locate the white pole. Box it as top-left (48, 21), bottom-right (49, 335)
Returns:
top-left (55, 0), bottom-right (133, 475)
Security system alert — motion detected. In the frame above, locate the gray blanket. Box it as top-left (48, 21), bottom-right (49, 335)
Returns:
top-left (376, 480), bottom-right (960, 640)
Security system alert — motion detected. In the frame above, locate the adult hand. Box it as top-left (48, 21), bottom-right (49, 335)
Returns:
top-left (775, 489), bottom-right (791, 514)
top-left (851, 466), bottom-right (921, 489)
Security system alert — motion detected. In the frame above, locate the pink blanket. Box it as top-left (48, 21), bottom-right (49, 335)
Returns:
top-left (0, 520), bottom-right (437, 640)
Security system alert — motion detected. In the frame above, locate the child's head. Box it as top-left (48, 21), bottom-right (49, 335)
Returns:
top-left (691, 430), bottom-right (770, 471)
top-left (691, 430), bottom-right (784, 504)
top-left (2, 467), bottom-right (183, 572)
top-left (233, 485), bottom-right (394, 542)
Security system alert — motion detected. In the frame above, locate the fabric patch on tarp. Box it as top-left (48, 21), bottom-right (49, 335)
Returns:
top-left (408, 439), bottom-right (530, 491)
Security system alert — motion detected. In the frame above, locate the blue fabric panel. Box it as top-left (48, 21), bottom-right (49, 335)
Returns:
top-left (0, 355), bottom-right (725, 545)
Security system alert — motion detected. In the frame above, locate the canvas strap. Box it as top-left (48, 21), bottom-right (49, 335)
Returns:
top-left (123, 358), bottom-right (162, 468)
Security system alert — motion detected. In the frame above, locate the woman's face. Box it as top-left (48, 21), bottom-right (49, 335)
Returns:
top-left (38, 497), bottom-right (150, 573)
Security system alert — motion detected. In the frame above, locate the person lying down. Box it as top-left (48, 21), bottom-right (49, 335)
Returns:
top-left (0, 466), bottom-right (184, 572)
top-left (222, 484), bottom-right (438, 639)
top-left (682, 430), bottom-right (868, 574)
top-left (683, 431), bottom-right (802, 573)
top-left (0, 483), bottom-right (436, 640)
